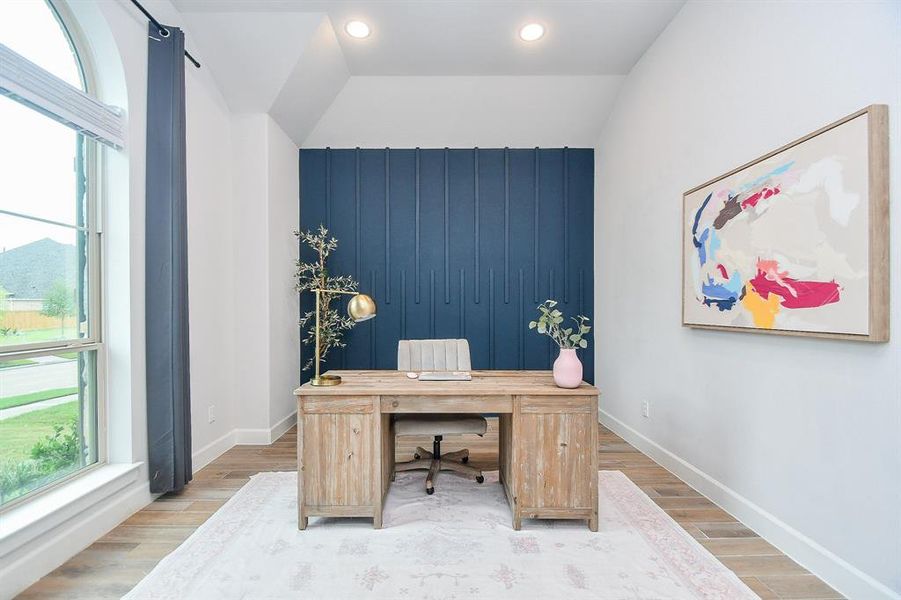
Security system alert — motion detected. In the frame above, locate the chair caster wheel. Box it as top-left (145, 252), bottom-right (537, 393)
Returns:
top-left (413, 454), bottom-right (420, 459)
top-left (476, 475), bottom-right (484, 484)
top-left (426, 487), bottom-right (435, 495)
top-left (462, 456), bottom-right (469, 464)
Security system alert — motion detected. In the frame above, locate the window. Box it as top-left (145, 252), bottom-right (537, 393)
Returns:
top-left (0, 1), bottom-right (104, 507)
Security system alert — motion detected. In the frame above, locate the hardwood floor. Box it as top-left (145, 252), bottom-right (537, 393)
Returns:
top-left (19, 421), bottom-right (844, 599)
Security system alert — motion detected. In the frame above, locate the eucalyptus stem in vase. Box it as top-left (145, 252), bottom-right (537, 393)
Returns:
top-left (529, 300), bottom-right (591, 388)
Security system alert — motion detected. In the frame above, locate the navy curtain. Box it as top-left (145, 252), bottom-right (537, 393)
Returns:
top-left (145, 23), bottom-right (191, 493)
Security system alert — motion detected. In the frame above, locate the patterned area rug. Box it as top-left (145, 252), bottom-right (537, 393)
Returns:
top-left (124, 471), bottom-right (758, 599)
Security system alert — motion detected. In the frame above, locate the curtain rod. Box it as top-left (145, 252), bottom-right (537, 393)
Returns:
top-left (129, 0), bottom-right (201, 68)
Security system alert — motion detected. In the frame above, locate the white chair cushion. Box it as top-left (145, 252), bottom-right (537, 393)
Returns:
top-left (394, 414), bottom-right (487, 436)
top-left (395, 339), bottom-right (486, 436)
top-left (397, 339), bottom-right (472, 372)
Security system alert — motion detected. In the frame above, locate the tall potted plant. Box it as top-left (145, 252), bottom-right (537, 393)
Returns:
top-left (529, 300), bottom-right (591, 388)
top-left (294, 225), bottom-right (360, 373)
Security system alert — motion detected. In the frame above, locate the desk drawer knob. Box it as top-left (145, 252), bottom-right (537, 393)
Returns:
top-left (392, 400), bottom-right (399, 408)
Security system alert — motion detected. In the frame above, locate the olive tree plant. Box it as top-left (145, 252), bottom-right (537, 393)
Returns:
top-left (294, 225), bottom-right (359, 372)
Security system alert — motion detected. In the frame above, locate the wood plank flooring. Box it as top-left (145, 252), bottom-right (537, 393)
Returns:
top-left (19, 421), bottom-right (844, 599)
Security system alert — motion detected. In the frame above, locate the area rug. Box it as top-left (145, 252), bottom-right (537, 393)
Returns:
top-left (124, 471), bottom-right (758, 600)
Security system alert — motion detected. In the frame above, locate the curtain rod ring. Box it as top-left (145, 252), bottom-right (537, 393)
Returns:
top-left (159, 27), bottom-right (170, 38)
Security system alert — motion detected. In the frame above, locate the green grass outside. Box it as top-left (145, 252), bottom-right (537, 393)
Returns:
top-left (0, 359), bottom-right (36, 369)
top-left (0, 327), bottom-right (78, 347)
top-left (0, 401), bottom-right (78, 463)
top-left (0, 387), bottom-right (79, 411)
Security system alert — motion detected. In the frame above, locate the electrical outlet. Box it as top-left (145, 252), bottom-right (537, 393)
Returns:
top-left (641, 400), bottom-right (650, 418)
top-left (208, 405), bottom-right (216, 424)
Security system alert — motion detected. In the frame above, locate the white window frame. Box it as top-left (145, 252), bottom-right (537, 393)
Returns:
top-left (0, 0), bottom-right (124, 511)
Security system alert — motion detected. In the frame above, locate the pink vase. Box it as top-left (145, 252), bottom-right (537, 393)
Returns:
top-left (553, 348), bottom-right (583, 388)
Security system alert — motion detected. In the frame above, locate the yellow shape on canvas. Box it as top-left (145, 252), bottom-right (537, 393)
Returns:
top-left (742, 284), bottom-right (781, 329)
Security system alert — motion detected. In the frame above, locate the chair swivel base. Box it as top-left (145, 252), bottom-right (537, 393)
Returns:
top-left (395, 437), bottom-right (484, 495)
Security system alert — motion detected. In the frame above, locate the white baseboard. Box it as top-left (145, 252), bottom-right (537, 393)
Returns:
top-left (268, 410), bottom-right (297, 443)
top-left (0, 476), bottom-right (151, 600)
top-left (192, 430), bottom-right (237, 474)
top-left (599, 409), bottom-right (900, 600)
top-left (234, 410), bottom-right (297, 446)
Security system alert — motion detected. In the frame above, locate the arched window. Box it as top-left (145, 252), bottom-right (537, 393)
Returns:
top-left (0, 1), bottom-right (109, 507)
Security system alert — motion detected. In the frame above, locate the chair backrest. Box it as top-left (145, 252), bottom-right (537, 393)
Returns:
top-left (397, 339), bottom-right (472, 372)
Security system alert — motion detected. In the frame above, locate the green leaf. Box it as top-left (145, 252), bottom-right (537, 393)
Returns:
top-left (579, 339), bottom-right (588, 349)
top-left (528, 321), bottom-right (537, 329)
top-left (547, 300), bottom-right (557, 307)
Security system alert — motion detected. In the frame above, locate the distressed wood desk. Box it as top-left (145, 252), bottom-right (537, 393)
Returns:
top-left (294, 370), bottom-right (599, 531)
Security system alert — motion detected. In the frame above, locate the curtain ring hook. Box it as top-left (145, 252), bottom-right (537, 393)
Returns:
top-left (159, 27), bottom-right (170, 38)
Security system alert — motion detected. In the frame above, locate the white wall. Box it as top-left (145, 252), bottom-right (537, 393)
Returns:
top-left (303, 75), bottom-right (624, 148)
top-left (185, 58), bottom-right (239, 466)
top-left (266, 118), bottom-right (301, 428)
top-left (231, 114), bottom-right (271, 435)
top-left (594, 2), bottom-right (901, 599)
top-left (231, 114), bottom-right (300, 442)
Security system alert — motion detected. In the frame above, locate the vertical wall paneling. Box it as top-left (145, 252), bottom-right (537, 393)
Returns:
top-left (355, 148), bottom-right (361, 275)
top-left (459, 269), bottom-right (465, 338)
top-left (474, 148), bottom-right (481, 305)
top-left (429, 270), bottom-right (436, 338)
top-left (384, 148), bottom-right (391, 304)
top-left (533, 148), bottom-right (540, 302)
top-left (489, 268), bottom-right (496, 369)
top-left (579, 269), bottom-right (585, 316)
top-left (504, 147), bottom-right (510, 304)
top-left (400, 270), bottom-right (406, 339)
top-left (299, 147), bottom-right (594, 384)
top-left (325, 147), bottom-right (331, 228)
top-left (563, 147), bottom-right (569, 303)
top-left (444, 148), bottom-right (450, 304)
top-left (518, 269), bottom-right (525, 370)
top-left (414, 148), bottom-right (421, 304)
top-left (369, 270), bottom-right (376, 366)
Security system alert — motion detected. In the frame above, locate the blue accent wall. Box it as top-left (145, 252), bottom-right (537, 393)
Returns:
top-left (299, 147), bottom-right (594, 383)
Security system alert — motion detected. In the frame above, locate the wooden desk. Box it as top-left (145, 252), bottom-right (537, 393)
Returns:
top-left (294, 370), bottom-right (599, 531)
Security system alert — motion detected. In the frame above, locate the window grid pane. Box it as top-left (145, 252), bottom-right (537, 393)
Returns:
top-left (0, 349), bottom-right (98, 506)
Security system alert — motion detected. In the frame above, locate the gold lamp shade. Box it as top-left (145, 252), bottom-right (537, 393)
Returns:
top-left (348, 293), bottom-right (377, 322)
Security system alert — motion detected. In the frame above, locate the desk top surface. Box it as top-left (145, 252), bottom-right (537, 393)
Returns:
top-left (295, 370), bottom-right (599, 396)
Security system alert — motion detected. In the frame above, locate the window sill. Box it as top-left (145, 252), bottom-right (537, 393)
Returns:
top-left (0, 462), bottom-right (142, 559)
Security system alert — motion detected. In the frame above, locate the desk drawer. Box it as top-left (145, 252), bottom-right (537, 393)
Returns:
top-left (519, 395), bottom-right (594, 414)
top-left (303, 396), bottom-right (375, 413)
top-left (381, 395), bottom-right (512, 413)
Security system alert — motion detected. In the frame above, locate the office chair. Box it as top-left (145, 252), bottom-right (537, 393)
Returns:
top-left (393, 339), bottom-right (487, 495)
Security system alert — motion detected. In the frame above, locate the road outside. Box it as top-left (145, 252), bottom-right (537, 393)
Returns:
top-left (1, 357), bottom-right (77, 396)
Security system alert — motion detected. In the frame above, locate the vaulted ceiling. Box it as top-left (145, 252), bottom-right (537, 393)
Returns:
top-left (173, 0), bottom-right (685, 145)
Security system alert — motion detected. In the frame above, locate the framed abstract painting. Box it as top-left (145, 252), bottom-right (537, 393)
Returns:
top-left (682, 105), bottom-right (889, 341)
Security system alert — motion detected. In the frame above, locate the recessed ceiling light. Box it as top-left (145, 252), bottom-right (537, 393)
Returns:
top-left (519, 23), bottom-right (544, 42)
top-left (345, 20), bottom-right (371, 39)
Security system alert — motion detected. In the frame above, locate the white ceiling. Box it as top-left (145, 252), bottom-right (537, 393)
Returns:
top-left (174, 0), bottom-right (684, 76)
top-left (172, 0), bottom-right (684, 145)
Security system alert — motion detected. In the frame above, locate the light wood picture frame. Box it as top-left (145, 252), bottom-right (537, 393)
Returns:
top-left (682, 105), bottom-right (889, 342)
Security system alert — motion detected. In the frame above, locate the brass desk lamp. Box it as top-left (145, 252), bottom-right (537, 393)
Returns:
top-left (311, 288), bottom-right (377, 386)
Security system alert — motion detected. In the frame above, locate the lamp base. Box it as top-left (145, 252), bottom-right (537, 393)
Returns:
top-left (310, 374), bottom-right (342, 386)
